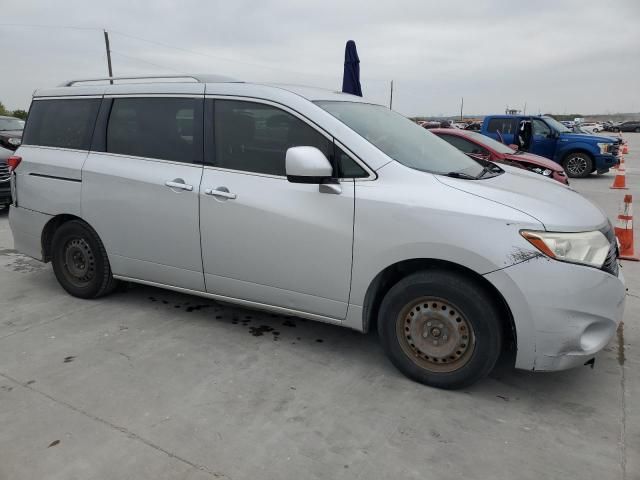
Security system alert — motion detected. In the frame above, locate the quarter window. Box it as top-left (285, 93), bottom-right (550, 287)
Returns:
top-left (106, 98), bottom-right (199, 163)
top-left (22, 98), bottom-right (100, 150)
top-left (336, 146), bottom-right (368, 178)
top-left (214, 100), bottom-right (332, 176)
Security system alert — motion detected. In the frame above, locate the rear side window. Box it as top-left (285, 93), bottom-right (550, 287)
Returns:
top-left (22, 98), bottom-right (100, 150)
top-left (214, 100), bottom-right (332, 176)
top-left (107, 97), bottom-right (200, 163)
top-left (487, 118), bottom-right (518, 135)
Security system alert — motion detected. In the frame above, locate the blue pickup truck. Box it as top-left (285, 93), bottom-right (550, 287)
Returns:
top-left (480, 115), bottom-right (620, 178)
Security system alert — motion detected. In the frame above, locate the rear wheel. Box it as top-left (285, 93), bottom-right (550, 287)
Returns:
top-left (563, 152), bottom-right (593, 178)
top-left (378, 270), bottom-right (503, 389)
top-left (51, 220), bottom-right (117, 298)
top-left (635, 127), bottom-right (640, 133)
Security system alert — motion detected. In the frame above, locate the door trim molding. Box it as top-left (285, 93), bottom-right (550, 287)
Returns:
top-left (113, 275), bottom-right (344, 326)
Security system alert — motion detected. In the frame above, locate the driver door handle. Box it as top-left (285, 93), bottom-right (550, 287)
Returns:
top-left (205, 187), bottom-right (237, 200)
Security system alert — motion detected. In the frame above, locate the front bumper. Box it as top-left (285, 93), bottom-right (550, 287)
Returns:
top-left (551, 171), bottom-right (569, 185)
top-left (485, 255), bottom-right (625, 371)
top-left (594, 153), bottom-right (619, 171)
top-left (0, 181), bottom-right (10, 205)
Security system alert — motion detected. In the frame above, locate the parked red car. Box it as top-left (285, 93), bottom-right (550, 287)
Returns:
top-left (431, 128), bottom-right (569, 184)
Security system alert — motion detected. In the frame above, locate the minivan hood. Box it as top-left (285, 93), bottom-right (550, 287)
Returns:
top-left (435, 166), bottom-right (607, 231)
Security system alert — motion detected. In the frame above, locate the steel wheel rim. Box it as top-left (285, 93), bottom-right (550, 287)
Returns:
top-left (62, 238), bottom-right (95, 286)
top-left (566, 156), bottom-right (588, 176)
top-left (396, 297), bottom-right (475, 373)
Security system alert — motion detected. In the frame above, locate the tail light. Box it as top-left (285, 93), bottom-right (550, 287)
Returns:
top-left (7, 155), bottom-right (21, 172)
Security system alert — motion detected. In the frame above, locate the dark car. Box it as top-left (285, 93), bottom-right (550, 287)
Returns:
top-left (0, 116), bottom-right (24, 151)
top-left (603, 121), bottom-right (621, 132)
top-left (431, 128), bottom-right (569, 184)
top-left (616, 121), bottom-right (640, 133)
top-left (0, 116), bottom-right (24, 209)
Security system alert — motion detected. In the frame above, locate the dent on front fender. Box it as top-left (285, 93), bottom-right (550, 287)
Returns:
top-left (484, 254), bottom-right (625, 371)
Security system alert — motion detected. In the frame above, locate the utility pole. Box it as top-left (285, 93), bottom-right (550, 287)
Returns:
top-left (460, 97), bottom-right (464, 121)
top-left (523, 101), bottom-right (527, 115)
top-left (389, 80), bottom-right (394, 109)
top-left (103, 30), bottom-right (113, 84)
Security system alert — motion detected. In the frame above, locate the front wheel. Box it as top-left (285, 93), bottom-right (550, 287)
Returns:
top-left (635, 127), bottom-right (640, 133)
top-left (51, 220), bottom-right (117, 298)
top-left (563, 152), bottom-right (593, 178)
top-left (378, 270), bottom-right (503, 389)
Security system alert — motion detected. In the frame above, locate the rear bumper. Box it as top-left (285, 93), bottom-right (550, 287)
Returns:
top-left (485, 256), bottom-right (625, 371)
top-left (8, 206), bottom-right (52, 261)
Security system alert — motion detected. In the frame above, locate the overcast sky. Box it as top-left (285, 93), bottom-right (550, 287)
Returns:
top-left (1, 0), bottom-right (639, 116)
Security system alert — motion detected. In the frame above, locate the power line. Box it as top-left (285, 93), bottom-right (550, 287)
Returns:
top-left (0, 23), bottom-right (101, 31)
top-left (1, 23), bottom-right (389, 85)
top-left (109, 30), bottom-right (312, 75)
top-left (1, 23), bottom-right (326, 78)
top-left (110, 50), bottom-right (186, 74)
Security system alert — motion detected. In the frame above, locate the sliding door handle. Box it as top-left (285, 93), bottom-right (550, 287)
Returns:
top-left (165, 180), bottom-right (193, 191)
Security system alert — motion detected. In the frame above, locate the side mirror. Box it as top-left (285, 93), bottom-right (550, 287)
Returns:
top-left (286, 146), bottom-right (333, 184)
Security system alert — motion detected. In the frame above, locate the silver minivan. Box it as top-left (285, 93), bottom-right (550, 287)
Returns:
top-left (7, 75), bottom-right (626, 389)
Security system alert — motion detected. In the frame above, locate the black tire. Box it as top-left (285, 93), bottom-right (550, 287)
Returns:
top-left (51, 220), bottom-right (117, 299)
top-left (635, 127), bottom-right (640, 133)
top-left (563, 152), bottom-right (593, 178)
top-left (377, 270), bottom-right (503, 390)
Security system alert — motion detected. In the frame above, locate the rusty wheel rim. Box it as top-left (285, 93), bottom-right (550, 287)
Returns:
top-left (396, 297), bottom-right (475, 373)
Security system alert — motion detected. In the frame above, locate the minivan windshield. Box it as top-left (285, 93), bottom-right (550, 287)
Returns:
top-left (316, 101), bottom-right (483, 176)
top-left (542, 116), bottom-right (570, 133)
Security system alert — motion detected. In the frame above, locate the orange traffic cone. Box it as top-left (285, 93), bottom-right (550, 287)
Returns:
top-left (614, 156), bottom-right (625, 171)
top-left (615, 195), bottom-right (639, 261)
top-left (622, 143), bottom-right (629, 155)
top-left (610, 161), bottom-right (628, 189)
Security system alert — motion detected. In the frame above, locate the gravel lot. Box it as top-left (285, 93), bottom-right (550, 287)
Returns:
top-left (0, 133), bottom-right (638, 480)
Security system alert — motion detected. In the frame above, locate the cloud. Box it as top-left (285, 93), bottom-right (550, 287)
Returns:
top-left (1, 0), bottom-right (639, 115)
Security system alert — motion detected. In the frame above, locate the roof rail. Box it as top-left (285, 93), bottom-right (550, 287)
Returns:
top-left (58, 74), bottom-right (238, 87)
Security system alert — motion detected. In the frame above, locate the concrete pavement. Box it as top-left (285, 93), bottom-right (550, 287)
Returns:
top-left (0, 134), bottom-right (638, 480)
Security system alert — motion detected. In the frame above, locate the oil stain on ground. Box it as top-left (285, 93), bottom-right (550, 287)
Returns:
top-left (149, 295), bottom-right (325, 344)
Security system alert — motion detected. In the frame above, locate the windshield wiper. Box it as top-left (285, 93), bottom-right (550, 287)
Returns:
top-left (445, 171), bottom-right (477, 180)
top-left (476, 163), bottom-right (504, 179)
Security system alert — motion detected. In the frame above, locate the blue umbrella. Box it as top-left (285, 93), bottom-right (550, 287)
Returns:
top-left (342, 40), bottom-right (362, 97)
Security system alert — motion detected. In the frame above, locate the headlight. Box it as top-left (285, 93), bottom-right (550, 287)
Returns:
top-left (530, 167), bottom-right (553, 176)
top-left (597, 142), bottom-right (611, 154)
top-left (8, 138), bottom-right (21, 147)
top-left (520, 230), bottom-right (610, 268)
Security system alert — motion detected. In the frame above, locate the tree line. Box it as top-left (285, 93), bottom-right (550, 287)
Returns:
top-left (0, 101), bottom-right (27, 120)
